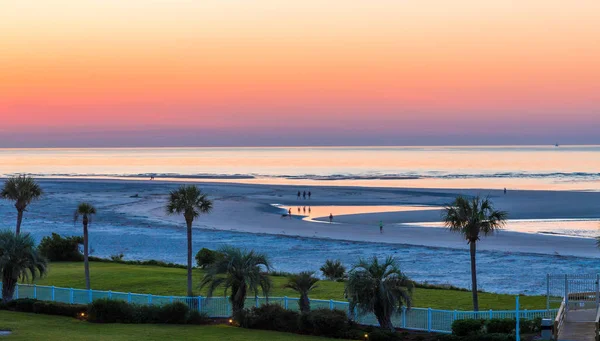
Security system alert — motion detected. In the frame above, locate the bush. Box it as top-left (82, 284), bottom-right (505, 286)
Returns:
top-left (195, 248), bottom-right (221, 268)
top-left (243, 304), bottom-right (300, 333)
top-left (157, 302), bottom-right (189, 324)
top-left (32, 301), bottom-right (87, 318)
top-left (88, 298), bottom-right (135, 323)
top-left (519, 317), bottom-right (542, 333)
top-left (10, 298), bottom-right (37, 312)
top-left (368, 329), bottom-right (401, 341)
top-left (463, 333), bottom-right (515, 341)
top-left (299, 308), bottom-right (351, 338)
top-left (320, 259), bottom-right (346, 281)
top-left (485, 319), bottom-right (515, 334)
top-left (38, 233), bottom-right (83, 261)
top-left (451, 319), bottom-right (485, 336)
top-left (187, 310), bottom-right (211, 325)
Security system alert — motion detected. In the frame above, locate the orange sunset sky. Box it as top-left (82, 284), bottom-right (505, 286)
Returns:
top-left (1, 0), bottom-right (599, 147)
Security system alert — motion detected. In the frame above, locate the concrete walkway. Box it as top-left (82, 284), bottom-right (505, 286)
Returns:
top-left (558, 309), bottom-right (597, 341)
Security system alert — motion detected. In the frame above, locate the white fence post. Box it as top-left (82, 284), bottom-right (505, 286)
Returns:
top-left (255, 296), bottom-right (259, 308)
top-left (69, 288), bottom-right (74, 304)
top-left (198, 296), bottom-right (202, 312)
top-left (109, 291), bottom-right (113, 299)
top-left (128, 293), bottom-right (132, 303)
top-left (402, 306), bottom-right (407, 328)
top-left (489, 309), bottom-right (493, 319)
top-left (170, 296), bottom-right (173, 303)
top-left (33, 284), bottom-right (37, 299)
top-left (88, 289), bottom-right (92, 303)
top-left (284, 296), bottom-right (288, 309)
top-left (147, 294), bottom-right (152, 304)
top-left (329, 299), bottom-right (333, 310)
top-left (15, 284), bottom-right (19, 299)
top-left (51, 286), bottom-right (55, 301)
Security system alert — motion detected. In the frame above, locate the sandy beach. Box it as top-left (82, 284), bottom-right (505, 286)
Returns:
top-left (83, 179), bottom-right (600, 259)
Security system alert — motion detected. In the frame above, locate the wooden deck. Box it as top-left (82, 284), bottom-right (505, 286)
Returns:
top-left (558, 309), bottom-right (597, 341)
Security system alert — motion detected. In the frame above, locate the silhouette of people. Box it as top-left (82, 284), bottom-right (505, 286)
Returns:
top-left (298, 207), bottom-right (301, 213)
top-left (379, 220), bottom-right (384, 233)
top-left (288, 208), bottom-right (292, 216)
top-left (303, 206), bottom-right (306, 214)
top-left (329, 213), bottom-right (333, 224)
top-left (297, 191), bottom-right (301, 199)
top-left (504, 188), bottom-right (507, 195)
top-left (303, 191), bottom-right (306, 200)
top-left (308, 207), bottom-right (311, 215)
top-left (308, 191), bottom-right (311, 199)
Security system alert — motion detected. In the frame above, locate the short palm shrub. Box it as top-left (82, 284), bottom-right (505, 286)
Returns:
top-left (320, 259), bottom-right (346, 281)
top-left (88, 299), bottom-right (135, 323)
top-left (3, 298), bottom-right (86, 318)
top-left (38, 233), bottom-right (83, 261)
top-left (157, 302), bottom-right (190, 324)
top-left (283, 271), bottom-right (319, 313)
top-left (87, 299), bottom-right (208, 325)
top-left (485, 318), bottom-right (515, 334)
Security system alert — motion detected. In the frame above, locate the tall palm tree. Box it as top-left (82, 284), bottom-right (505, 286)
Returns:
top-left (0, 230), bottom-right (48, 302)
top-left (74, 202), bottom-right (96, 290)
top-left (166, 185), bottom-right (213, 296)
top-left (1, 175), bottom-right (43, 235)
top-left (283, 271), bottom-right (319, 313)
top-left (201, 246), bottom-right (271, 317)
top-left (443, 196), bottom-right (507, 311)
top-left (345, 256), bottom-right (413, 331)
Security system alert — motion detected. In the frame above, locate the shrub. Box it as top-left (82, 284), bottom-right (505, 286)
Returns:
top-left (244, 304), bottom-right (300, 333)
top-left (157, 302), bottom-right (189, 324)
top-left (110, 253), bottom-right (125, 261)
top-left (38, 233), bottom-right (83, 261)
top-left (187, 310), bottom-right (211, 325)
top-left (519, 317), bottom-right (542, 333)
top-left (11, 298), bottom-right (37, 312)
top-left (463, 333), bottom-right (515, 341)
top-left (451, 319), bottom-right (485, 336)
top-left (485, 318), bottom-right (515, 334)
top-left (87, 298), bottom-right (135, 323)
top-left (195, 248), bottom-right (221, 268)
top-left (299, 308), bottom-right (351, 338)
top-left (368, 328), bottom-right (401, 341)
top-left (320, 259), bottom-right (346, 281)
top-left (32, 301), bottom-right (87, 318)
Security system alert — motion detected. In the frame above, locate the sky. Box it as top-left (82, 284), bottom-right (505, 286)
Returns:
top-left (1, 0), bottom-right (599, 147)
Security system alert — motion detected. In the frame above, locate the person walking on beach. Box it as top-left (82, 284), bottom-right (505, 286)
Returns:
top-left (504, 188), bottom-right (507, 195)
top-left (288, 208), bottom-right (292, 218)
top-left (303, 206), bottom-right (306, 214)
top-left (329, 213), bottom-right (333, 224)
top-left (308, 191), bottom-right (311, 199)
top-left (297, 191), bottom-right (301, 199)
top-left (303, 191), bottom-right (306, 200)
top-left (379, 220), bottom-right (384, 233)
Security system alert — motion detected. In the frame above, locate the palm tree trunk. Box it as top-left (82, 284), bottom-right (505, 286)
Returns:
top-left (2, 275), bottom-right (16, 303)
top-left (375, 311), bottom-right (395, 332)
top-left (16, 209), bottom-right (24, 235)
top-left (299, 294), bottom-right (310, 313)
top-left (186, 219), bottom-right (193, 297)
top-left (83, 220), bottom-right (91, 290)
top-left (232, 285), bottom-right (247, 317)
top-left (470, 241), bottom-right (479, 311)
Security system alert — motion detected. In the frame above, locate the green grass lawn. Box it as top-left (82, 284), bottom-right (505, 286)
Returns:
top-left (0, 311), bottom-right (339, 341)
top-left (25, 261), bottom-right (549, 311)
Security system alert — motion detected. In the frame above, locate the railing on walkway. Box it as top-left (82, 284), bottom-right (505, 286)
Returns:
top-left (554, 300), bottom-right (566, 340)
top-left (9, 283), bottom-right (557, 334)
top-left (595, 304), bottom-right (600, 341)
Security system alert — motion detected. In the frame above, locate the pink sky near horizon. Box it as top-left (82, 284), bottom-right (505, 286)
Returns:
top-left (1, 0), bottom-right (599, 146)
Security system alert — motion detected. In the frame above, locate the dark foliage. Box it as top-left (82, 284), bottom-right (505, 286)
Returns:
top-left (2, 298), bottom-right (86, 318)
top-left (240, 303), bottom-right (300, 332)
top-left (195, 248), bottom-right (221, 268)
top-left (86, 299), bottom-right (209, 325)
top-left (451, 319), bottom-right (485, 336)
top-left (298, 308), bottom-right (352, 338)
top-left (38, 233), bottom-right (83, 261)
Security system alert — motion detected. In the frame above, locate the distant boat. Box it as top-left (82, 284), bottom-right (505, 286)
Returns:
top-left (555, 143), bottom-right (559, 147)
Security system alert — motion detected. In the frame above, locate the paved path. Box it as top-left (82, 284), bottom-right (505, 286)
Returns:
top-left (558, 309), bottom-right (596, 341)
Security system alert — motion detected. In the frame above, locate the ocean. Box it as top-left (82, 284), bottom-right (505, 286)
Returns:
top-left (1, 145), bottom-right (600, 191)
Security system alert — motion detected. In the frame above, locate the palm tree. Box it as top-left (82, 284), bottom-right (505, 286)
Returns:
top-left (345, 256), bottom-right (413, 332)
top-left (0, 230), bottom-right (48, 302)
top-left (320, 259), bottom-right (346, 281)
top-left (283, 271), bottom-right (319, 313)
top-left (73, 202), bottom-right (96, 290)
top-left (443, 196), bottom-right (507, 311)
top-left (1, 175), bottom-right (43, 235)
top-left (166, 185), bottom-right (213, 297)
top-left (200, 246), bottom-right (271, 317)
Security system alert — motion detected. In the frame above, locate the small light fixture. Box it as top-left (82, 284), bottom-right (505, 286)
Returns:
top-left (364, 333), bottom-right (369, 340)
top-left (228, 319), bottom-right (233, 324)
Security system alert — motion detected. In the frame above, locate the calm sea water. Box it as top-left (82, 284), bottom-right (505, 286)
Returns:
top-left (1, 145), bottom-right (600, 190)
